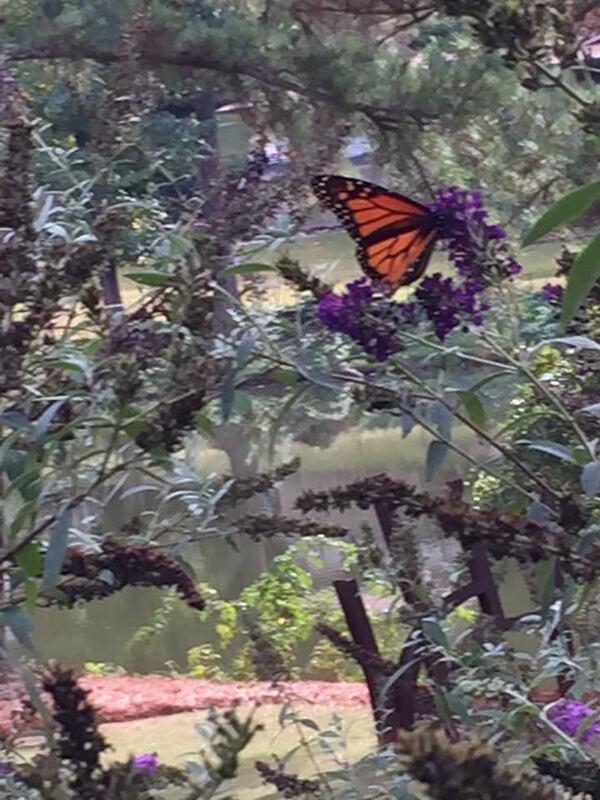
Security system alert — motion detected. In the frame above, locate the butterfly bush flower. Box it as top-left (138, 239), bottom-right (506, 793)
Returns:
top-left (317, 185), bottom-right (521, 356)
top-left (317, 277), bottom-right (404, 360)
top-left (132, 752), bottom-right (159, 772)
top-left (429, 186), bottom-right (521, 283)
top-left (540, 282), bottom-right (563, 304)
top-left (547, 699), bottom-right (600, 743)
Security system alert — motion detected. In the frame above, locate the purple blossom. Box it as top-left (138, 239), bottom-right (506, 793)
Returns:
top-left (547, 699), bottom-right (600, 743)
top-left (415, 273), bottom-right (489, 341)
top-left (317, 278), bottom-right (401, 361)
top-left (132, 752), bottom-right (159, 772)
top-left (541, 282), bottom-right (563, 304)
top-left (0, 762), bottom-right (12, 777)
top-left (429, 186), bottom-right (522, 282)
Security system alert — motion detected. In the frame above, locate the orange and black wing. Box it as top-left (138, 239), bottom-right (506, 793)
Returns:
top-left (311, 174), bottom-right (441, 288)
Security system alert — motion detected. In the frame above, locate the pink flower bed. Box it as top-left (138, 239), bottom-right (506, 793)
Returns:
top-left (0, 677), bottom-right (370, 736)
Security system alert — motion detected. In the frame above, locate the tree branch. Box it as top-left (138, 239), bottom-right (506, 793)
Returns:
top-left (7, 43), bottom-right (432, 129)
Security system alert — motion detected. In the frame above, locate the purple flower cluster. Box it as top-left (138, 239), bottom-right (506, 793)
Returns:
top-left (429, 186), bottom-right (521, 283)
top-left (317, 278), bottom-right (405, 360)
top-left (540, 282), bottom-right (563, 304)
top-left (547, 699), bottom-right (600, 743)
top-left (317, 185), bottom-right (521, 355)
top-left (415, 274), bottom-right (490, 341)
top-left (132, 752), bottom-right (159, 772)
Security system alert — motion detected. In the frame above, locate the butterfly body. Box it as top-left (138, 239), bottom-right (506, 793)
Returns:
top-left (311, 174), bottom-right (447, 289)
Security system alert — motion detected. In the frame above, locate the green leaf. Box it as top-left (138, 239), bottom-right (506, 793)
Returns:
top-left (576, 708), bottom-right (600, 742)
top-left (0, 606), bottom-right (35, 651)
top-left (233, 391), bottom-right (253, 416)
top-left (221, 371), bottom-right (237, 423)
top-left (445, 691), bottom-right (470, 725)
top-left (298, 717), bottom-right (320, 731)
top-left (35, 398), bottom-right (66, 442)
top-left (15, 543), bottom-right (42, 577)
top-left (0, 411), bottom-right (33, 431)
top-left (25, 580), bottom-right (39, 612)
top-left (561, 231), bottom-right (600, 328)
top-left (220, 262), bottom-right (278, 276)
top-left (10, 501), bottom-right (36, 537)
top-left (523, 179), bottom-right (600, 246)
top-left (466, 370), bottom-right (511, 393)
top-left (295, 362), bottom-right (342, 391)
top-left (425, 440), bottom-right (448, 481)
top-left (582, 461), bottom-right (600, 497)
top-left (272, 368), bottom-right (298, 387)
top-left (576, 525), bottom-right (600, 554)
top-left (42, 509), bottom-right (71, 591)
top-left (537, 558), bottom-right (556, 619)
top-left (422, 619), bottom-right (448, 649)
top-left (236, 333), bottom-right (256, 367)
top-left (124, 271), bottom-right (175, 287)
top-left (543, 335), bottom-right (600, 351)
top-left (195, 412), bottom-right (214, 437)
top-left (268, 385), bottom-right (310, 461)
top-left (429, 402), bottom-right (452, 440)
top-left (457, 390), bottom-right (486, 426)
top-left (519, 439), bottom-right (576, 463)
top-left (48, 351), bottom-right (92, 382)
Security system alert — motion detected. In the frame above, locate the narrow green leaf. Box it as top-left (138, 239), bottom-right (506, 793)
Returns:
top-left (220, 262), bottom-right (278, 276)
top-left (519, 439), bottom-right (576, 463)
top-left (124, 271), bottom-right (175, 287)
top-left (295, 362), bottom-right (342, 391)
top-left (221, 371), bottom-right (236, 423)
top-left (425, 440), bottom-right (448, 482)
top-left (429, 402), bottom-right (452, 441)
top-left (466, 370), bottom-right (512, 393)
top-left (582, 461), bottom-right (600, 497)
top-left (0, 411), bottom-right (33, 431)
top-left (236, 333), bottom-right (256, 367)
top-left (42, 509), bottom-right (71, 591)
top-left (422, 619), bottom-right (449, 649)
top-left (268, 385), bottom-right (310, 461)
top-left (25, 580), bottom-right (39, 612)
top-left (399, 414), bottom-right (415, 437)
top-left (10, 501), bottom-right (35, 537)
top-left (457, 390), bottom-right (486, 426)
top-left (523, 179), bottom-right (600, 246)
top-left (445, 691), bottom-right (470, 725)
top-left (233, 391), bottom-right (252, 416)
top-left (15, 543), bottom-right (42, 577)
top-left (272, 368), bottom-right (298, 387)
top-left (576, 525), bottom-right (600, 555)
top-left (537, 558), bottom-right (556, 619)
top-left (35, 398), bottom-right (66, 442)
top-left (544, 335), bottom-right (600, 351)
top-left (576, 708), bottom-right (600, 742)
top-left (0, 606), bottom-right (35, 651)
top-left (561, 231), bottom-right (600, 328)
top-left (298, 717), bottom-right (320, 731)
top-left (195, 412), bottom-right (214, 437)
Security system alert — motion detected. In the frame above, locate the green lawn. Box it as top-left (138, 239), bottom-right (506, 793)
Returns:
top-left (101, 704), bottom-right (376, 799)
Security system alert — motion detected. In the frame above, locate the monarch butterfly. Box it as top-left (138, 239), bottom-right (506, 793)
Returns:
top-left (311, 175), bottom-right (448, 290)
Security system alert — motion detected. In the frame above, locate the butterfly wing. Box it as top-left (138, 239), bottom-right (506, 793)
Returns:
top-left (311, 174), bottom-right (441, 288)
